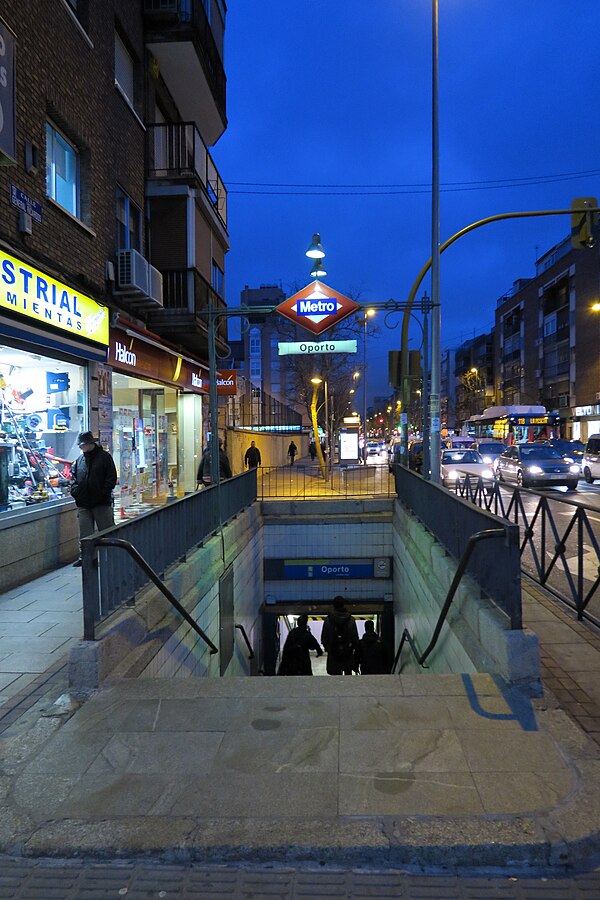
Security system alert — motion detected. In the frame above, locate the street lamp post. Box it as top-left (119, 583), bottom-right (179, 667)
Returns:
top-left (430, 0), bottom-right (441, 482)
top-left (359, 309), bottom-right (375, 462)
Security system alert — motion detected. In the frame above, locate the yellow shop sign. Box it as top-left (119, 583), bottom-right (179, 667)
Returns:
top-left (0, 249), bottom-right (109, 345)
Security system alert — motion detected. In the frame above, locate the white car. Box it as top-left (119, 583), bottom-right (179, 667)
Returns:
top-left (441, 449), bottom-right (495, 490)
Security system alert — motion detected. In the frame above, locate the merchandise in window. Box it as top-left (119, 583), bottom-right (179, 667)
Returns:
top-left (45, 122), bottom-right (80, 218)
top-left (0, 346), bottom-right (86, 512)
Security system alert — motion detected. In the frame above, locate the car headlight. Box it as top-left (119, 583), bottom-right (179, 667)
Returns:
top-left (482, 455), bottom-right (493, 464)
top-left (569, 465), bottom-right (580, 474)
top-left (564, 456), bottom-right (574, 463)
top-left (481, 469), bottom-right (493, 479)
top-left (527, 465), bottom-right (544, 474)
top-left (446, 469), bottom-right (459, 480)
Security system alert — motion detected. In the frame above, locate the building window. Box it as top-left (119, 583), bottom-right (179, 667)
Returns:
top-left (116, 188), bottom-right (141, 252)
top-left (249, 328), bottom-right (261, 355)
top-left (45, 122), bottom-right (80, 218)
top-left (250, 360), bottom-right (261, 378)
top-left (211, 260), bottom-right (224, 297)
top-left (115, 32), bottom-right (135, 106)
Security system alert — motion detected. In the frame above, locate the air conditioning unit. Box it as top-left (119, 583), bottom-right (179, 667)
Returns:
top-left (558, 395), bottom-right (569, 408)
top-left (596, 392), bottom-right (600, 402)
top-left (116, 249), bottom-right (149, 295)
top-left (148, 264), bottom-right (163, 307)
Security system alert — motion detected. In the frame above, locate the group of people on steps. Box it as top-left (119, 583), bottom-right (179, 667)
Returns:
top-left (278, 596), bottom-right (389, 676)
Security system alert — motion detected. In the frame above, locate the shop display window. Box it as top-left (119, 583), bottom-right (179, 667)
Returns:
top-left (112, 373), bottom-right (180, 516)
top-left (0, 345), bottom-right (86, 512)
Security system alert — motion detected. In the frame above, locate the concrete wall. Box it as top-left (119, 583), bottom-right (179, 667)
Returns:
top-left (393, 500), bottom-right (540, 688)
top-left (69, 503), bottom-right (264, 693)
top-left (261, 499), bottom-right (393, 604)
top-left (227, 430), bottom-right (309, 475)
top-left (0, 501), bottom-right (78, 592)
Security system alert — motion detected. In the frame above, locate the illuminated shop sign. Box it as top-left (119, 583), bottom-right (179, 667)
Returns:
top-left (217, 369), bottom-right (237, 396)
top-left (0, 249), bottom-right (109, 345)
top-left (108, 328), bottom-right (207, 393)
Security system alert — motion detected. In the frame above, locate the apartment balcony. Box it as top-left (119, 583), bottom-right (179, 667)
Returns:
top-left (144, 1), bottom-right (226, 145)
top-left (147, 122), bottom-right (227, 230)
top-left (148, 268), bottom-right (228, 357)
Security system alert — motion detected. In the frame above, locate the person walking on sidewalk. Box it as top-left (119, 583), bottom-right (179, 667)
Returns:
top-left (70, 431), bottom-right (117, 566)
top-left (197, 439), bottom-right (232, 487)
top-left (287, 440), bottom-right (298, 466)
top-left (244, 440), bottom-right (261, 469)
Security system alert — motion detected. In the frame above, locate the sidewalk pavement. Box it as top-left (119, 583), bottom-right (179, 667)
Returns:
top-left (0, 567), bottom-right (599, 873)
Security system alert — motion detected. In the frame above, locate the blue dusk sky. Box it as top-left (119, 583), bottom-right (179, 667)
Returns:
top-left (212, 1), bottom-right (600, 405)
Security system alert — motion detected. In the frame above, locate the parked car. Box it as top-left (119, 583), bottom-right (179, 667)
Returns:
top-left (408, 440), bottom-right (423, 473)
top-left (494, 443), bottom-right (579, 490)
top-left (542, 439), bottom-right (585, 466)
top-left (472, 440), bottom-right (506, 467)
top-left (441, 449), bottom-right (494, 490)
top-left (582, 434), bottom-right (600, 484)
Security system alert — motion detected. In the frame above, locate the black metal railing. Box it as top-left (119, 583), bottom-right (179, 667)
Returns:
top-left (392, 528), bottom-right (507, 674)
top-left (235, 624), bottom-right (255, 660)
top-left (80, 470), bottom-right (257, 639)
top-left (452, 474), bottom-right (600, 627)
top-left (258, 465), bottom-right (395, 499)
top-left (87, 539), bottom-right (218, 652)
top-left (394, 466), bottom-right (522, 627)
top-left (147, 122), bottom-right (227, 227)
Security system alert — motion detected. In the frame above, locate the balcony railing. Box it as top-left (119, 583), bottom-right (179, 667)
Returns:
top-left (158, 268), bottom-right (227, 340)
top-left (148, 122), bottom-right (227, 227)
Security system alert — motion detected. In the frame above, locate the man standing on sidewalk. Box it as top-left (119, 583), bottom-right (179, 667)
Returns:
top-left (70, 431), bottom-right (117, 566)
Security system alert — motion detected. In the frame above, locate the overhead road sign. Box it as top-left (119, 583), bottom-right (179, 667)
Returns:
top-left (278, 339), bottom-right (357, 356)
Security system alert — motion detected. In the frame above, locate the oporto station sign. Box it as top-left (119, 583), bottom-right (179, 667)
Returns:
top-left (0, 249), bottom-right (109, 345)
top-left (276, 280), bottom-right (360, 335)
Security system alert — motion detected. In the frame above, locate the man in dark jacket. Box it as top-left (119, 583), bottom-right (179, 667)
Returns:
top-left (322, 596), bottom-right (359, 675)
top-left (197, 439), bottom-right (232, 486)
top-left (278, 614), bottom-right (323, 675)
top-left (71, 431), bottom-right (117, 566)
top-left (355, 619), bottom-right (389, 674)
top-left (244, 440), bottom-right (261, 469)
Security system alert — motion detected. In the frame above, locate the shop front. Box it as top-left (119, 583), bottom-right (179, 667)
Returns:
top-left (107, 323), bottom-right (208, 516)
top-left (572, 405), bottom-right (600, 443)
top-left (0, 248), bottom-right (109, 515)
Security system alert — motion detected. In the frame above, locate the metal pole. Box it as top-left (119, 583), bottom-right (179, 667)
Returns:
top-left (324, 379), bottom-right (329, 464)
top-left (430, 0), bottom-right (441, 482)
top-left (422, 303), bottom-right (430, 478)
top-left (363, 316), bottom-right (368, 463)
top-left (208, 299), bottom-right (220, 485)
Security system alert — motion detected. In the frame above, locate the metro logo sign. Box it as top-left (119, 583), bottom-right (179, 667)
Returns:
top-left (276, 280), bottom-right (360, 335)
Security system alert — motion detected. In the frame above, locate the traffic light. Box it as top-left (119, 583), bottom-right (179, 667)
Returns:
top-left (571, 197), bottom-right (599, 249)
top-left (388, 350), bottom-right (401, 389)
top-left (409, 349), bottom-right (422, 380)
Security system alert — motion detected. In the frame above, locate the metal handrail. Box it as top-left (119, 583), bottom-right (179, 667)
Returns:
top-left (235, 624), bottom-right (255, 660)
top-left (394, 527), bottom-right (507, 672)
top-left (392, 628), bottom-right (425, 674)
top-left (91, 538), bottom-right (218, 654)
